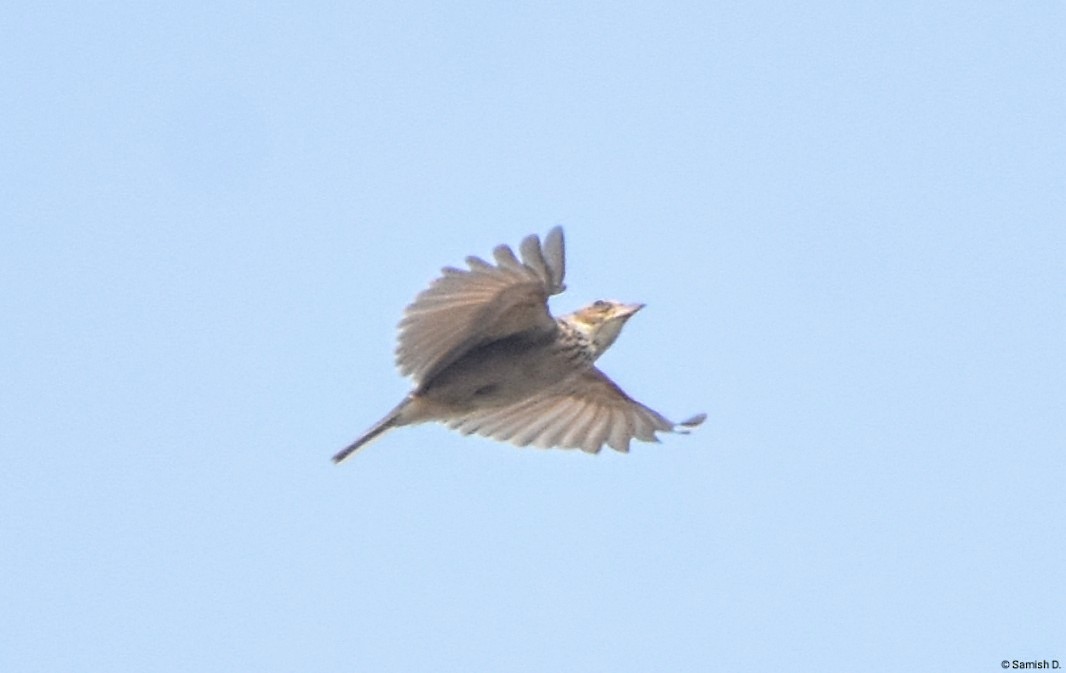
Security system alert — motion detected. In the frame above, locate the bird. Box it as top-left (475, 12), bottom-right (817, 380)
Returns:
top-left (332, 227), bottom-right (705, 463)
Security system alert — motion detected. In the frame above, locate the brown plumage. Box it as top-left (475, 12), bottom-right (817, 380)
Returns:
top-left (332, 227), bottom-right (705, 463)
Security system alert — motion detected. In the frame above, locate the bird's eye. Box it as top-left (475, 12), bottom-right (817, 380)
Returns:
top-left (593, 300), bottom-right (607, 308)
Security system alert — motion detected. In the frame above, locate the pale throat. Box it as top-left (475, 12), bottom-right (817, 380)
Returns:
top-left (561, 315), bottom-right (627, 360)
top-left (590, 318), bottom-right (626, 354)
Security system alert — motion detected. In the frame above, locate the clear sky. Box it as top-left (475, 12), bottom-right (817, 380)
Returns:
top-left (2, 2), bottom-right (1063, 671)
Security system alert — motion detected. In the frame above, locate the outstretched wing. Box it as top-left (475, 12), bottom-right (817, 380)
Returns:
top-left (444, 367), bottom-right (706, 453)
top-left (396, 227), bottom-right (566, 385)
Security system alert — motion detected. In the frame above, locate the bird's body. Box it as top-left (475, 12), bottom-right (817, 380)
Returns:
top-left (418, 327), bottom-right (575, 410)
top-left (332, 227), bottom-right (704, 463)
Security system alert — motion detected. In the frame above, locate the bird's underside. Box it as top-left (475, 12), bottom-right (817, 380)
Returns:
top-left (332, 227), bottom-right (705, 464)
top-left (415, 328), bottom-right (575, 409)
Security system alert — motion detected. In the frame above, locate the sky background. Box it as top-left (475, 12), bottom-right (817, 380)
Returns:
top-left (2, 2), bottom-right (1064, 671)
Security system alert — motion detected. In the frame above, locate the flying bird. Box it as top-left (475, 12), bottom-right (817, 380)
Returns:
top-left (332, 227), bottom-right (705, 463)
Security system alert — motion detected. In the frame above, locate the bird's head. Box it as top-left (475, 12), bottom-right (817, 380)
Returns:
top-left (564, 300), bottom-right (644, 358)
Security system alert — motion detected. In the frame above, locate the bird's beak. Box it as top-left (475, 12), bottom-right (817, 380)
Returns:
top-left (620, 303), bottom-right (645, 318)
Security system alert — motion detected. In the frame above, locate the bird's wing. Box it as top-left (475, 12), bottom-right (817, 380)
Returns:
top-left (396, 227), bottom-right (566, 385)
top-left (445, 367), bottom-right (706, 453)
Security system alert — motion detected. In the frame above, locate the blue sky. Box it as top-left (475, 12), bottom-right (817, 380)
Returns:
top-left (2, 2), bottom-right (1063, 671)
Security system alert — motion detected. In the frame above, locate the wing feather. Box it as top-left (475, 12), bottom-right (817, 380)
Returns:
top-left (583, 406), bottom-right (612, 454)
top-left (534, 399), bottom-right (586, 448)
top-left (396, 228), bottom-right (566, 384)
top-left (445, 367), bottom-right (705, 454)
top-left (560, 401), bottom-right (596, 450)
top-left (542, 227), bottom-right (565, 289)
top-left (606, 407), bottom-right (632, 452)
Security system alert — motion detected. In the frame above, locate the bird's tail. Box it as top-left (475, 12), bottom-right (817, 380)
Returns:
top-left (332, 397), bottom-right (412, 464)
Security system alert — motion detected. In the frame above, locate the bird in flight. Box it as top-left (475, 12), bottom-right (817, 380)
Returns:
top-left (332, 227), bottom-right (705, 463)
